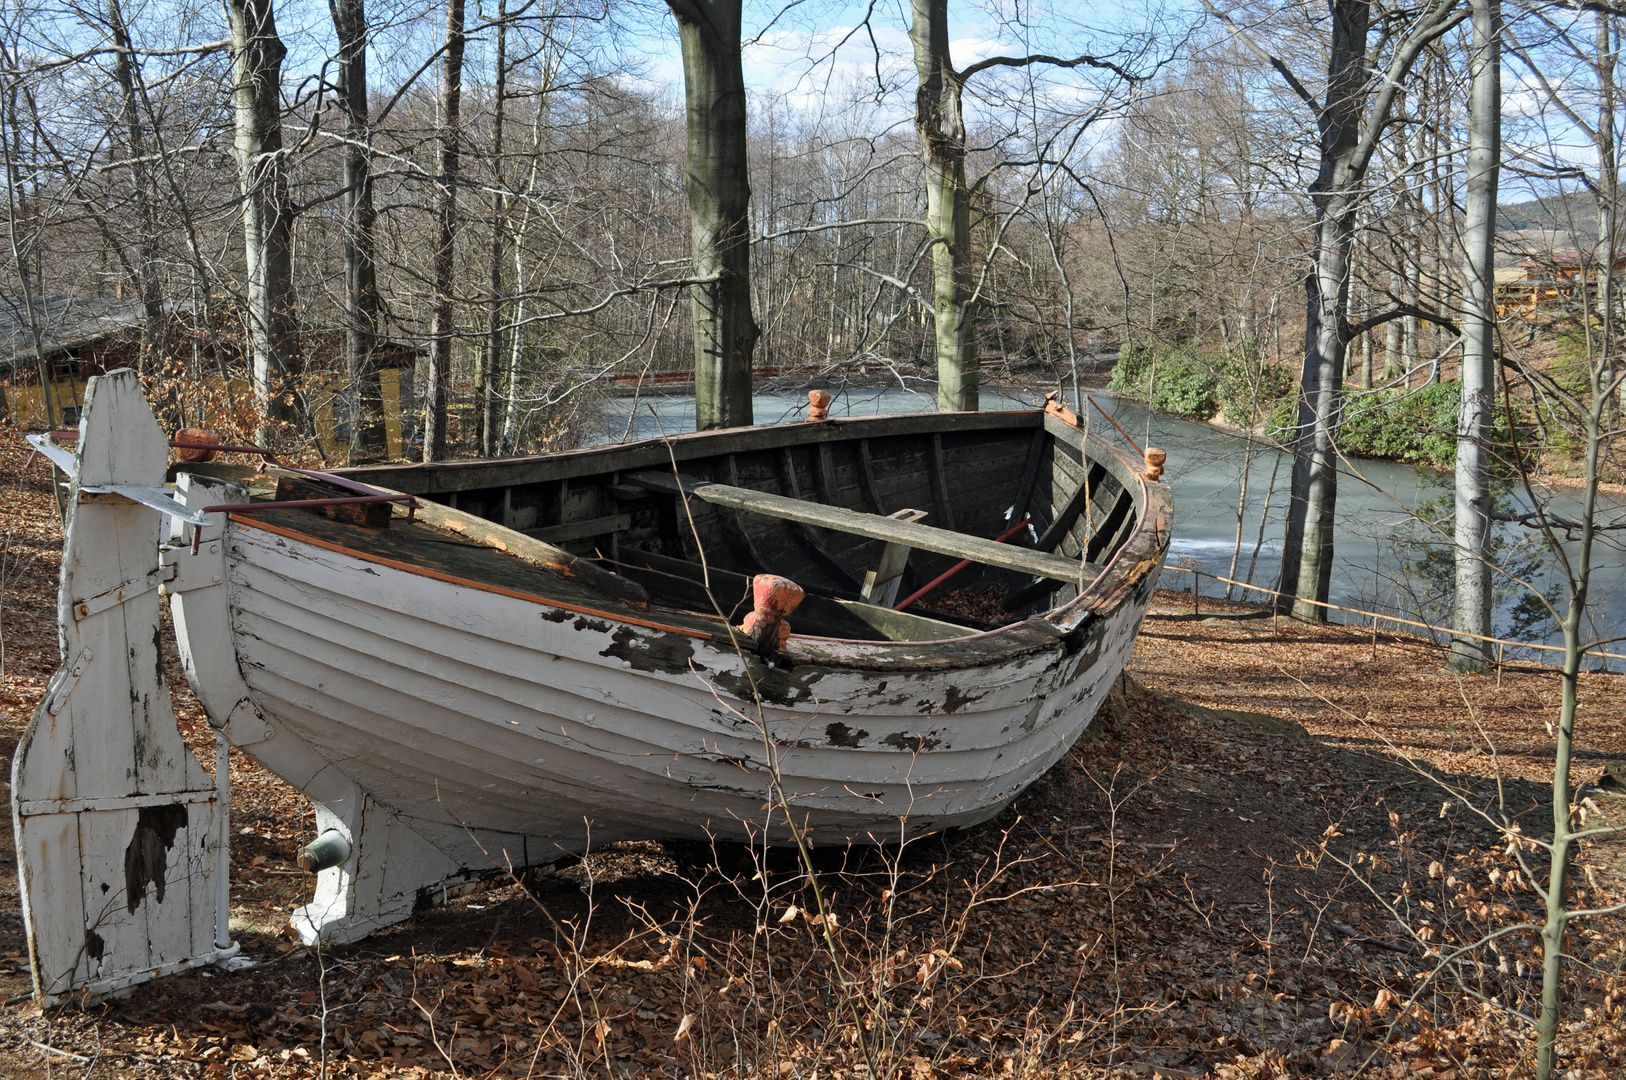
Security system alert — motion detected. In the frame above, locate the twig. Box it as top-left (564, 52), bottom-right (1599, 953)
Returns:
top-left (29, 1041), bottom-right (91, 1063)
top-left (1328, 919), bottom-right (1415, 955)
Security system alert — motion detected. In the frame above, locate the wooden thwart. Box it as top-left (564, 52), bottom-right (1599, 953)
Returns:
top-left (525, 513), bottom-right (631, 545)
top-left (860, 508), bottom-right (928, 607)
top-left (624, 471), bottom-right (1100, 586)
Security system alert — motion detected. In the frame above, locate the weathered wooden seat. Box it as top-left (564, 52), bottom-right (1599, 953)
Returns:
top-left (622, 470), bottom-right (1099, 587)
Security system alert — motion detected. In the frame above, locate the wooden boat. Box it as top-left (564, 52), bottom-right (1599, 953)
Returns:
top-left (14, 373), bottom-right (1169, 990)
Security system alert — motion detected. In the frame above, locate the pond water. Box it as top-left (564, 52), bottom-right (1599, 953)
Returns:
top-left (597, 386), bottom-right (1626, 665)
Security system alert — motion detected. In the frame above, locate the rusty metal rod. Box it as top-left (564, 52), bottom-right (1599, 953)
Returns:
top-left (164, 436), bottom-right (409, 504)
top-left (893, 516), bottom-right (1031, 612)
top-left (1087, 396), bottom-right (1144, 458)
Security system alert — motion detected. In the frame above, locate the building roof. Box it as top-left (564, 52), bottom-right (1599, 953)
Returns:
top-left (1515, 251), bottom-right (1626, 271)
top-left (0, 295), bottom-right (182, 369)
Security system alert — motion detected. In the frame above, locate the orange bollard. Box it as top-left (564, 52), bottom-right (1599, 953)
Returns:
top-left (1143, 447), bottom-right (1166, 483)
top-left (740, 574), bottom-right (805, 651)
top-left (807, 389), bottom-right (832, 422)
top-left (174, 428), bottom-right (221, 463)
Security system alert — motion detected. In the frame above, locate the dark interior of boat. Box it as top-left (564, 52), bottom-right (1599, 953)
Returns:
top-left (362, 411), bottom-right (1140, 639)
top-left (200, 411), bottom-right (1145, 645)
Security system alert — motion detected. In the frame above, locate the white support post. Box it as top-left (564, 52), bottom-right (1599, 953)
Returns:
top-left (10, 370), bottom-right (237, 1005)
top-left (215, 731), bottom-right (234, 952)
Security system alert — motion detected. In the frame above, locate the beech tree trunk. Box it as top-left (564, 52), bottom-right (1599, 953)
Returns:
top-left (423, 0), bottom-right (466, 461)
top-left (667, 0), bottom-right (756, 431)
top-left (482, 0), bottom-right (507, 458)
top-left (1598, 13), bottom-right (1619, 424)
top-left (107, 0), bottom-right (165, 370)
top-left (1276, 2), bottom-right (1371, 620)
top-left (1273, 0), bottom-right (1456, 618)
top-left (330, 0), bottom-right (386, 461)
top-left (1384, 262), bottom-right (1404, 380)
top-left (911, 0), bottom-right (976, 412)
top-left (227, 0), bottom-right (303, 435)
top-left (1450, 0), bottom-right (1499, 670)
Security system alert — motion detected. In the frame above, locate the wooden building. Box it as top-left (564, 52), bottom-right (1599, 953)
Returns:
top-left (2, 295), bottom-right (418, 459)
top-left (1495, 252), bottom-right (1626, 318)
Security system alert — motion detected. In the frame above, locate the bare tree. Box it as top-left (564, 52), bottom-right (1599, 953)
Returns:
top-left (481, 0), bottom-right (509, 457)
top-left (1449, 0), bottom-right (1499, 670)
top-left (1207, 0), bottom-right (1464, 618)
top-left (666, 0), bottom-right (756, 430)
top-left (0, 35), bottom-right (61, 430)
top-left (105, 0), bottom-right (165, 368)
top-left (329, 0), bottom-right (386, 461)
top-left (423, 0), bottom-right (467, 461)
top-left (909, 0), bottom-right (1144, 411)
top-left (909, 0), bottom-right (975, 410)
top-left (227, 0), bottom-right (304, 435)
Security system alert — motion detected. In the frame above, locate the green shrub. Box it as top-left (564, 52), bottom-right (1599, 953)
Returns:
top-left (1215, 353), bottom-right (1296, 426)
top-left (1107, 341), bottom-right (1157, 398)
top-left (1148, 354), bottom-right (1218, 417)
top-left (1337, 381), bottom-right (1464, 466)
top-left (1263, 393), bottom-right (1298, 442)
top-left (1111, 337), bottom-right (1523, 471)
top-left (1109, 341), bottom-right (1217, 419)
top-left (1110, 338), bottom-right (1295, 424)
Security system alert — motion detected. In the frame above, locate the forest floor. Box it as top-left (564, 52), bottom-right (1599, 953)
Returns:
top-left (2, 439), bottom-right (1625, 1079)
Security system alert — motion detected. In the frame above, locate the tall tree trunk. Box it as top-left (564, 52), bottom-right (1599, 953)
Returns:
top-left (667, 0), bottom-right (756, 430)
top-left (1404, 230), bottom-right (1421, 384)
top-left (1, 84), bottom-right (60, 431)
top-left (482, 0), bottom-right (507, 458)
top-left (1598, 13), bottom-right (1619, 424)
top-left (227, 0), bottom-right (303, 436)
top-left (1277, 189), bottom-right (1358, 619)
top-left (501, 67), bottom-right (553, 455)
top-left (107, 0), bottom-right (165, 371)
top-left (1450, 0), bottom-right (1500, 671)
top-left (1384, 261), bottom-right (1405, 380)
top-left (911, 0), bottom-right (976, 412)
top-left (423, 0), bottom-right (466, 461)
top-left (1276, 1), bottom-right (1372, 620)
top-left (329, 0), bottom-right (386, 461)
top-left (1271, 0), bottom-right (1458, 616)
top-left (329, 0), bottom-right (385, 460)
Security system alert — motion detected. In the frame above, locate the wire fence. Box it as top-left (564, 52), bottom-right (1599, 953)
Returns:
top-left (1157, 562), bottom-right (1626, 669)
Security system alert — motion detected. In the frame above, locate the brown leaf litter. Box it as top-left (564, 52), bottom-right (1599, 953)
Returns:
top-left (1, 438), bottom-right (1623, 1078)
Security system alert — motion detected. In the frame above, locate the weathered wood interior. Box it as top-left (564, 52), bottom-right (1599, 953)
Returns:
top-left (327, 412), bottom-right (1145, 642)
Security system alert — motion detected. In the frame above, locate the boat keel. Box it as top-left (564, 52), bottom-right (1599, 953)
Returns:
top-left (167, 472), bottom-right (466, 946)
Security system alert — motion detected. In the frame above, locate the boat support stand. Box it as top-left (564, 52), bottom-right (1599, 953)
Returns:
top-left (168, 484), bottom-right (462, 949)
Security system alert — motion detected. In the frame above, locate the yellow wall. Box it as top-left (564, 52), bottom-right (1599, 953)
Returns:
top-left (3, 380), bottom-right (90, 428)
top-left (4, 370), bottom-right (408, 461)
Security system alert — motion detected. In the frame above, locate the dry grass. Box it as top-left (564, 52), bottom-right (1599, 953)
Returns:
top-left (1, 437), bottom-right (1623, 1078)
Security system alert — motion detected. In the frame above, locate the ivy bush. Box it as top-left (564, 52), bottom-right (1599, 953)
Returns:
top-left (1109, 339), bottom-right (1294, 424)
top-left (1109, 338), bottom-right (1518, 471)
top-left (1337, 382), bottom-right (1466, 466)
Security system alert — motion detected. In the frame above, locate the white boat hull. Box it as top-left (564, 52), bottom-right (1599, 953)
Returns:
top-left (162, 410), bottom-right (1169, 943)
top-left (219, 514), bottom-right (1148, 860)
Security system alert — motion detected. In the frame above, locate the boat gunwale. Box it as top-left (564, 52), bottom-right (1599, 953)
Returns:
top-left (339, 408), bottom-right (1046, 493)
top-left (206, 407), bottom-right (1168, 672)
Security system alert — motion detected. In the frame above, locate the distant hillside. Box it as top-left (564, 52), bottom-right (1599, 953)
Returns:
top-left (1498, 196), bottom-right (1599, 237)
top-left (1494, 196), bottom-right (1609, 264)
